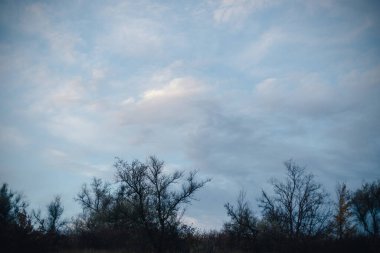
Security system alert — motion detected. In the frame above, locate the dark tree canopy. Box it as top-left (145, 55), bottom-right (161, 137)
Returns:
top-left (0, 183), bottom-right (29, 227)
top-left (351, 180), bottom-right (380, 237)
top-left (0, 183), bottom-right (34, 252)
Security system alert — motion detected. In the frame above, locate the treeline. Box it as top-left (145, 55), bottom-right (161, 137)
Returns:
top-left (1, 157), bottom-right (379, 253)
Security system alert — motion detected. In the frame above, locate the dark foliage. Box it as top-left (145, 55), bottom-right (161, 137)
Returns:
top-left (0, 183), bottom-right (45, 252)
top-left (351, 180), bottom-right (380, 237)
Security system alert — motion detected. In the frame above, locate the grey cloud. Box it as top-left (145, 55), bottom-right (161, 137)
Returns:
top-left (181, 66), bottom-right (380, 218)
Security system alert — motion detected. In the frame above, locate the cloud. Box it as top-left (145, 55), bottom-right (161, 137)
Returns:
top-left (150, 61), bottom-right (184, 85)
top-left (118, 77), bottom-right (208, 126)
top-left (94, 2), bottom-right (169, 58)
top-left (47, 114), bottom-right (98, 145)
top-left (50, 79), bottom-right (85, 106)
top-left (45, 148), bottom-right (68, 159)
top-left (253, 75), bottom-right (336, 117)
top-left (142, 77), bottom-right (204, 101)
top-left (254, 64), bottom-right (380, 118)
top-left (21, 3), bottom-right (83, 64)
top-left (96, 19), bottom-right (164, 58)
top-left (25, 76), bottom-right (87, 116)
top-left (177, 63), bottom-right (380, 221)
top-left (213, 0), bottom-right (280, 24)
top-left (42, 147), bottom-right (112, 178)
top-left (0, 126), bottom-right (28, 147)
top-left (239, 28), bottom-right (285, 65)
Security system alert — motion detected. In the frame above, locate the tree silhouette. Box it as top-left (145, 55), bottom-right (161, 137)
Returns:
top-left (351, 180), bottom-right (380, 237)
top-left (75, 177), bottom-right (113, 231)
top-left (0, 183), bottom-right (33, 251)
top-left (333, 182), bottom-right (355, 239)
top-left (114, 156), bottom-right (210, 253)
top-left (224, 190), bottom-right (257, 239)
top-left (2, 159), bottom-right (380, 253)
top-left (0, 183), bottom-right (29, 228)
top-left (224, 190), bottom-right (257, 250)
top-left (33, 196), bottom-right (66, 234)
top-left (260, 160), bottom-right (331, 239)
top-left (46, 196), bottom-right (65, 234)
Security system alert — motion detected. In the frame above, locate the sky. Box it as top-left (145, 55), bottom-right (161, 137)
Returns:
top-left (1, 0), bottom-right (380, 230)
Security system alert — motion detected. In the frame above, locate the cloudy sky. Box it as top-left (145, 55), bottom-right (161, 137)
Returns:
top-left (1, 0), bottom-right (380, 230)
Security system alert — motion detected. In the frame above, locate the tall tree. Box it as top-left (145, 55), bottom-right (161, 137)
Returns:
top-left (259, 160), bottom-right (331, 239)
top-left (75, 177), bottom-right (114, 230)
top-left (46, 196), bottom-right (65, 234)
top-left (33, 196), bottom-right (66, 234)
top-left (224, 190), bottom-right (257, 251)
top-left (224, 190), bottom-right (257, 240)
top-left (0, 183), bottom-right (33, 251)
top-left (0, 183), bottom-right (29, 228)
top-left (351, 180), bottom-right (380, 237)
top-left (333, 182), bottom-right (355, 239)
top-left (114, 156), bottom-right (210, 253)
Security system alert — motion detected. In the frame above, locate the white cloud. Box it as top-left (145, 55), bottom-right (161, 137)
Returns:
top-left (118, 77), bottom-right (208, 126)
top-left (142, 77), bottom-right (204, 101)
top-left (239, 28), bottom-right (285, 65)
top-left (150, 61), bottom-right (184, 84)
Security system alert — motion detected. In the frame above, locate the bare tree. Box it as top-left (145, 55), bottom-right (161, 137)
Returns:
top-left (333, 182), bottom-right (355, 239)
top-left (351, 180), bottom-right (380, 237)
top-left (114, 156), bottom-right (210, 253)
top-left (223, 189), bottom-right (257, 251)
top-left (224, 190), bottom-right (257, 239)
top-left (259, 160), bottom-right (331, 239)
top-left (33, 196), bottom-right (66, 234)
top-left (75, 177), bottom-right (114, 230)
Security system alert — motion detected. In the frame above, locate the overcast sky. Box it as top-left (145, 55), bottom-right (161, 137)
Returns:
top-left (1, 0), bottom-right (380, 230)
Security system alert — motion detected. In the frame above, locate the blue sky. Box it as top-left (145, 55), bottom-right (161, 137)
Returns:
top-left (1, 0), bottom-right (380, 230)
